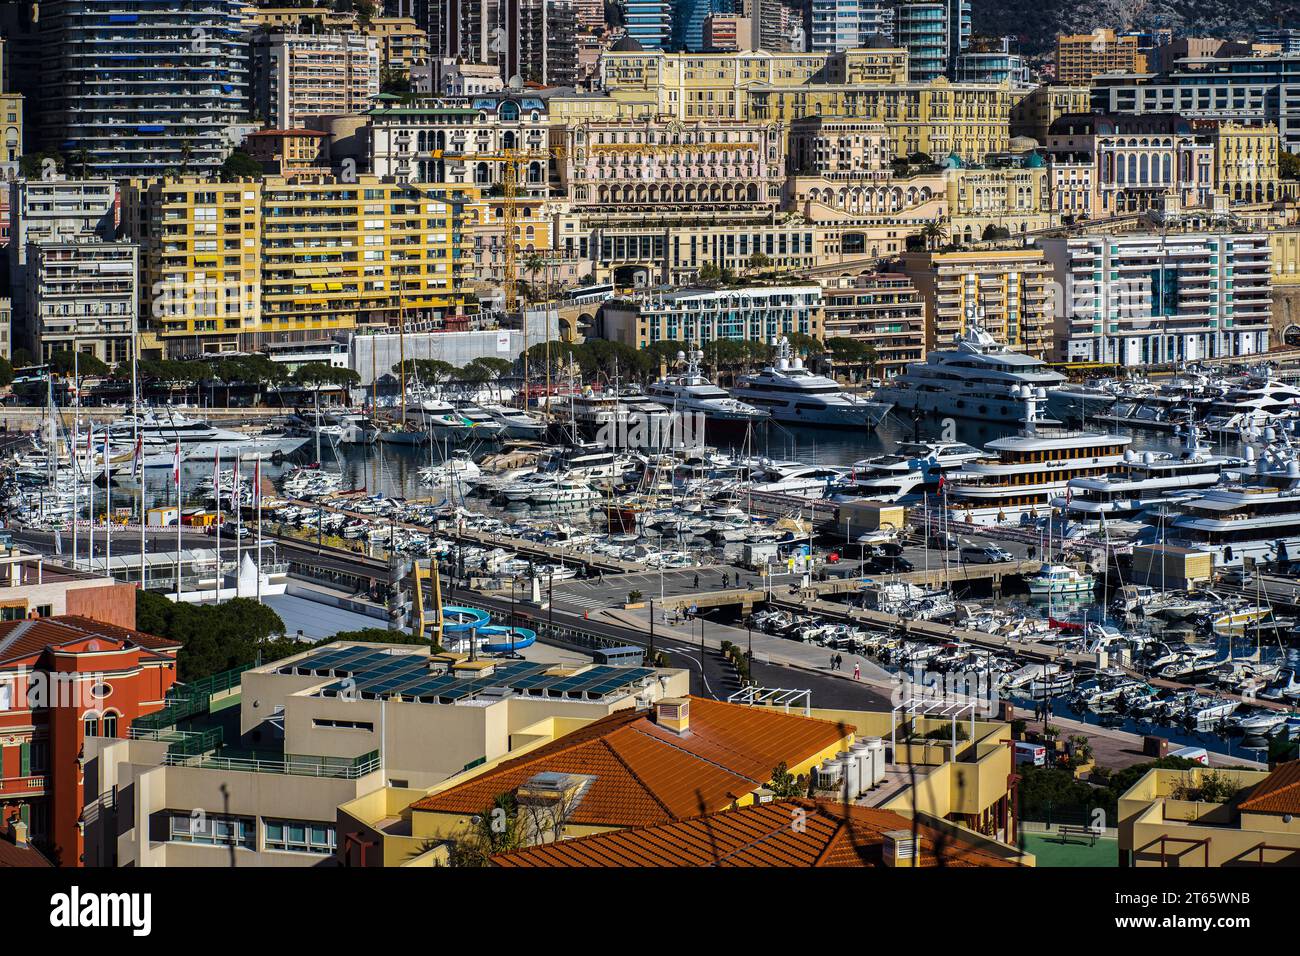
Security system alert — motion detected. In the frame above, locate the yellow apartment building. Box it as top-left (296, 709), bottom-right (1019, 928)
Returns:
top-left (1010, 85), bottom-right (1090, 144)
top-left (601, 48), bottom-right (909, 120)
top-left (747, 79), bottom-right (1014, 162)
top-left (900, 248), bottom-right (1056, 357)
top-left (121, 173), bottom-right (475, 356)
top-left (1212, 122), bottom-right (1281, 206)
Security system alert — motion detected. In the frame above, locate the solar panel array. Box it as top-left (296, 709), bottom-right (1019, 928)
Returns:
top-left (275, 645), bottom-right (656, 704)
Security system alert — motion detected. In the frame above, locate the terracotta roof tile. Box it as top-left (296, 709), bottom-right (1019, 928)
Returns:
top-left (1237, 759), bottom-right (1300, 815)
top-left (411, 697), bottom-right (849, 828)
top-left (0, 616), bottom-right (179, 667)
top-left (0, 839), bottom-right (53, 867)
top-left (492, 799), bottom-right (1017, 868)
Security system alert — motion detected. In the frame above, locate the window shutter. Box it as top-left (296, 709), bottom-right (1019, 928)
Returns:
top-left (19, 740), bottom-right (30, 776)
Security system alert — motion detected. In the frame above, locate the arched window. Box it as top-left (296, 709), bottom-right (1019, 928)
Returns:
top-left (83, 713), bottom-right (99, 738)
top-left (101, 712), bottom-right (119, 738)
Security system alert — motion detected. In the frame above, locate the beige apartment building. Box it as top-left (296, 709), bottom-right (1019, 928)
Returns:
top-left (900, 248), bottom-right (1056, 357)
top-left (1055, 29), bottom-right (1145, 85)
top-left (817, 272), bottom-right (926, 377)
top-left (82, 640), bottom-right (691, 867)
top-left (254, 31), bottom-right (381, 130)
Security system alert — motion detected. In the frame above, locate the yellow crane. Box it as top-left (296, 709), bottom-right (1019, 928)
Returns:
top-left (470, 147), bottom-right (566, 314)
top-left (467, 146), bottom-right (566, 406)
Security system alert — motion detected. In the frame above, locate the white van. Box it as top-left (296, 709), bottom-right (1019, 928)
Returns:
top-left (1170, 746), bottom-right (1210, 766)
top-left (1014, 741), bottom-right (1046, 767)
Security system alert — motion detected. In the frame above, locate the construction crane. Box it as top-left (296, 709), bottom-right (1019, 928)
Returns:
top-left (465, 146), bottom-right (566, 408)
top-left (469, 146), bottom-right (566, 314)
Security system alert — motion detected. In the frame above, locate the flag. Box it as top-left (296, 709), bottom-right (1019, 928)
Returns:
top-left (936, 475), bottom-right (946, 494)
top-left (132, 435), bottom-right (142, 479)
top-left (253, 459), bottom-right (261, 509)
top-left (172, 441), bottom-right (181, 486)
top-left (231, 458), bottom-right (240, 512)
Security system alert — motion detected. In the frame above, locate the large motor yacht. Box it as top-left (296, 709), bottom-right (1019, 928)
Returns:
top-left (944, 386), bottom-right (1132, 526)
top-left (730, 338), bottom-right (891, 429)
top-left (872, 322), bottom-right (1067, 423)
top-left (645, 349), bottom-right (768, 424)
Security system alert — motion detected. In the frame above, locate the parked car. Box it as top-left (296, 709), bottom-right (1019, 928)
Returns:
top-left (960, 545), bottom-right (1013, 564)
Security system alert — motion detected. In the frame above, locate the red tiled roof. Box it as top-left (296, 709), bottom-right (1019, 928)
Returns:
top-left (0, 839), bottom-right (52, 868)
top-left (0, 616), bottom-right (180, 667)
top-left (410, 697), bottom-right (850, 828)
top-left (1237, 759), bottom-right (1300, 815)
top-left (492, 799), bottom-right (1017, 868)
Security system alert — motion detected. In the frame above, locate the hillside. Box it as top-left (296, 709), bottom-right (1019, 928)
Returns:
top-left (972, 0), bottom-right (1298, 56)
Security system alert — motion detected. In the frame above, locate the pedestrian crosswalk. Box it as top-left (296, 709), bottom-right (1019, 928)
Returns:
top-left (554, 591), bottom-right (613, 611)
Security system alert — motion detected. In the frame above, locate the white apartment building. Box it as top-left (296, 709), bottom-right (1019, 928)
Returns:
top-left (1041, 233), bottom-right (1273, 364)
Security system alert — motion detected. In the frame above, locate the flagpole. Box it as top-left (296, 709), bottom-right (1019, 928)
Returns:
top-left (215, 446), bottom-right (221, 603)
top-left (137, 436), bottom-right (145, 589)
top-left (87, 427), bottom-right (94, 574)
top-left (104, 437), bottom-right (111, 571)
top-left (174, 440), bottom-right (181, 601)
top-left (233, 454), bottom-right (241, 599)
top-left (255, 457), bottom-right (262, 603)
top-left (71, 416), bottom-right (79, 571)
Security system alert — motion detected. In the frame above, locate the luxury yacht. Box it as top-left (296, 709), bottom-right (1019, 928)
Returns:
top-left (1141, 442), bottom-right (1300, 568)
top-left (730, 338), bottom-right (891, 429)
top-left (1201, 367), bottom-right (1300, 437)
top-left (830, 440), bottom-right (984, 502)
top-left (739, 459), bottom-right (849, 499)
top-left (944, 386), bottom-right (1132, 526)
top-left (1055, 423), bottom-right (1246, 522)
top-left (872, 322), bottom-right (1066, 423)
top-left (646, 350), bottom-right (768, 423)
top-left (480, 403), bottom-right (548, 440)
top-left (105, 412), bottom-right (310, 460)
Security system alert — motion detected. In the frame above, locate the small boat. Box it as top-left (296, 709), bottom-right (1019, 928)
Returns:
top-left (1027, 564), bottom-right (1095, 597)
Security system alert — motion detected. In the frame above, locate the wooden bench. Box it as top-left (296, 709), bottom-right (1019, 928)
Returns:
top-left (1056, 825), bottom-right (1099, 846)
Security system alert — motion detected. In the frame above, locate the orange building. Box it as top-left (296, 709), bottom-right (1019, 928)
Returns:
top-left (0, 616), bottom-right (180, 866)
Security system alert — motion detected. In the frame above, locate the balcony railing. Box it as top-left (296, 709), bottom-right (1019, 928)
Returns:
top-left (161, 748), bottom-right (381, 779)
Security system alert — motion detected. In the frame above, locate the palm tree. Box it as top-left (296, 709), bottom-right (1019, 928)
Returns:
top-left (921, 220), bottom-right (948, 250)
top-left (522, 252), bottom-right (547, 304)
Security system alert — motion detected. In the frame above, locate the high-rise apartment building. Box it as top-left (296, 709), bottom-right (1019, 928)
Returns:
top-left (900, 248), bottom-right (1055, 358)
top-left (1041, 233), bottom-right (1273, 364)
top-left (894, 0), bottom-right (969, 81)
top-left (519, 0), bottom-right (578, 86)
top-left (808, 0), bottom-right (890, 54)
top-left (39, 0), bottom-right (251, 177)
top-left (7, 178), bottom-right (118, 329)
top-left (120, 174), bottom-right (474, 356)
top-left (817, 272), bottom-right (925, 377)
top-left (26, 240), bottom-right (138, 363)
top-left (624, 0), bottom-right (673, 51)
top-left (252, 31), bottom-right (381, 130)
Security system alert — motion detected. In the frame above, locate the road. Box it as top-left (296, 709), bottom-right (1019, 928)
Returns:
top-left (463, 588), bottom-right (891, 710)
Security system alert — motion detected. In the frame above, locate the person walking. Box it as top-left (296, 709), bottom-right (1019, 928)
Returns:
top-left (835, 653), bottom-right (843, 671)
top-left (830, 653), bottom-right (836, 671)
top-left (853, 662), bottom-right (861, 680)
top-left (694, 573), bottom-right (700, 589)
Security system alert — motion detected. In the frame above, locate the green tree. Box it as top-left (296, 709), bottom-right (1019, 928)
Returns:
top-left (746, 252), bottom-right (771, 272)
top-left (19, 151), bottom-right (63, 180)
top-left (48, 350), bottom-right (110, 378)
top-left (1281, 151), bottom-right (1300, 181)
top-left (136, 592), bottom-right (288, 681)
top-left (0, 356), bottom-right (14, 388)
top-left (464, 356), bottom-right (513, 400)
top-left (767, 761), bottom-right (804, 798)
top-left (220, 149), bottom-right (263, 181)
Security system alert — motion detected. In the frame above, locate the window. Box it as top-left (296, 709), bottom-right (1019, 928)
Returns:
top-left (83, 714), bottom-right (98, 738)
top-left (168, 812), bottom-right (254, 849)
top-left (265, 819), bottom-right (336, 854)
top-left (100, 712), bottom-right (119, 738)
